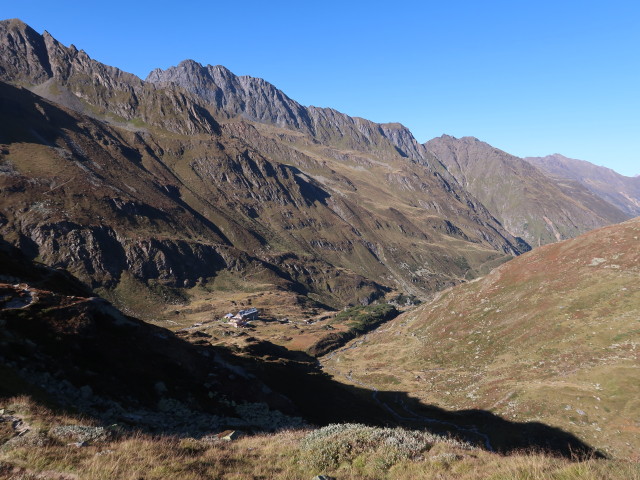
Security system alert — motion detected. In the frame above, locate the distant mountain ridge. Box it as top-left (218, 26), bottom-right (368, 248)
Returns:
top-left (425, 135), bottom-right (630, 246)
top-left (525, 153), bottom-right (640, 217)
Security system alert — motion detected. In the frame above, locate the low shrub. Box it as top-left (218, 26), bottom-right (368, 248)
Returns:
top-left (298, 423), bottom-right (470, 472)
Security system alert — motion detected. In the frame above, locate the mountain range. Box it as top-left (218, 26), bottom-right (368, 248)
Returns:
top-left (0, 18), bottom-right (529, 315)
top-left (0, 18), bottom-right (634, 315)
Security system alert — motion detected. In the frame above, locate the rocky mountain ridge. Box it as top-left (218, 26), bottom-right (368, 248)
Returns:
top-left (147, 59), bottom-right (432, 166)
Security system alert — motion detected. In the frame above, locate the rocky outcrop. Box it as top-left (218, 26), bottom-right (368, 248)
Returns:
top-left (25, 220), bottom-right (237, 288)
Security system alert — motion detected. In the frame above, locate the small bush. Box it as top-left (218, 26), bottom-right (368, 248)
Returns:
top-left (334, 304), bottom-right (398, 334)
top-left (298, 423), bottom-right (470, 472)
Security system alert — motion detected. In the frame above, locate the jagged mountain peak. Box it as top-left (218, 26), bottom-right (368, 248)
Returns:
top-left (435, 134), bottom-right (481, 142)
top-left (147, 60), bottom-right (440, 167)
top-left (0, 18), bottom-right (52, 83)
top-left (147, 58), bottom-right (313, 131)
top-left (0, 21), bottom-right (222, 135)
top-left (1, 17), bottom-right (33, 33)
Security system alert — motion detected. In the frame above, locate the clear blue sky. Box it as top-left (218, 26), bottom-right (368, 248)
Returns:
top-left (5, 1), bottom-right (640, 176)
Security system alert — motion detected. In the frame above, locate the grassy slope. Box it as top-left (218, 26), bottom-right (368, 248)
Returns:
top-left (324, 217), bottom-right (640, 460)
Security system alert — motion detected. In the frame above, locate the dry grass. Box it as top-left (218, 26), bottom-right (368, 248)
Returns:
top-left (1, 397), bottom-right (639, 480)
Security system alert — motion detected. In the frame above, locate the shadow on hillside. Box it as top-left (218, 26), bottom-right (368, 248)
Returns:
top-left (1, 235), bottom-right (604, 460)
top-left (2, 327), bottom-right (604, 460)
top-left (218, 339), bottom-right (605, 459)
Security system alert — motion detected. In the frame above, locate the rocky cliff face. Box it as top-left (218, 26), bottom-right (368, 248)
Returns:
top-left (525, 153), bottom-right (640, 217)
top-left (425, 135), bottom-right (630, 246)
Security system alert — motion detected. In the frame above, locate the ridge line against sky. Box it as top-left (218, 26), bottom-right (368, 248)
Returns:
top-left (3, 1), bottom-right (639, 177)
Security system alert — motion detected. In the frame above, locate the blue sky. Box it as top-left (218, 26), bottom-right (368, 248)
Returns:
top-left (5, 1), bottom-right (640, 176)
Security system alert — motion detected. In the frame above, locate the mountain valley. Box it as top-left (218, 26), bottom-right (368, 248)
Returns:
top-left (1, 17), bottom-right (639, 479)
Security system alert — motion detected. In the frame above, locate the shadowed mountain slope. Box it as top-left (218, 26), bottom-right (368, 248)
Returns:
top-left (0, 79), bottom-right (387, 309)
top-left (324, 217), bottom-right (640, 459)
top-left (425, 135), bottom-right (630, 246)
top-left (525, 153), bottom-right (640, 217)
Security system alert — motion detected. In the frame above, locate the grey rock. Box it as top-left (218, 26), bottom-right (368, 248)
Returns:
top-left (50, 424), bottom-right (114, 444)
